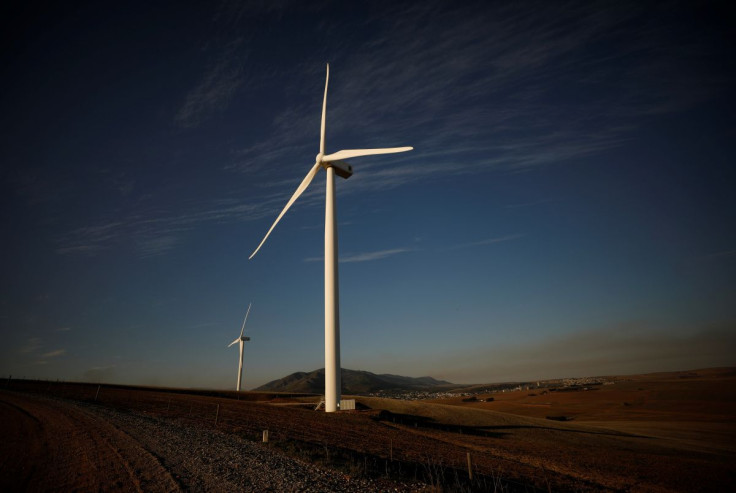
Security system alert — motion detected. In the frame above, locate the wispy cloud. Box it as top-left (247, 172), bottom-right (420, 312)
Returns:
top-left (41, 349), bottom-right (65, 358)
top-left (306, 248), bottom-right (411, 263)
top-left (186, 3), bottom-right (728, 254)
top-left (445, 234), bottom-right (523, 251)
top-left (55, 196), bottom-right (280, 258)
top-left (83, 365), bottom-right (116, 383)
top-left (174, 40), bottom-right (246, 128)
top-left (341, 248), bottom-right (411, 263)
top-left (231, 1), bottom-right (728, 196)
top-left (20, 337), bottom-right (42, 354)
top-left (136, 236), bottom-right (181, 258)
top-left (56, 222), bottom-right (124, 255)
top-left (57, 2), bottom-right (732, 260)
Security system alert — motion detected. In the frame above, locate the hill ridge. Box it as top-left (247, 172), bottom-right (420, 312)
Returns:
top-left (255, 368), bottom-right (453, 394)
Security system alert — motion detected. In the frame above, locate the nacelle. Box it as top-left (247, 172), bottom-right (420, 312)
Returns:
top-left (324, 159), bottom-right (353, 179)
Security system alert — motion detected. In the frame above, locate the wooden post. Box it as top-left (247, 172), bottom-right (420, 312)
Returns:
top-left (215, 404), bottom-right (220, 426)
top-left (262, 430), bottom-right (269, 443)
top-left (467, 452), bottom-right (473, 480)
top-left (166, 399), bottom-right (171, 414)
top-left (95, 385), bottom-right (101, 401)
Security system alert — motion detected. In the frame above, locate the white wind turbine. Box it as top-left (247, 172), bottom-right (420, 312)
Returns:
top-left (228, 303), bottom-right (252, 392)
top-left (249, 64), bottom-right (412, 412)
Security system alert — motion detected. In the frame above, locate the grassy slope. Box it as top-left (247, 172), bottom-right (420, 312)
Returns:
top-left (421, 367), bottom-right (736, 455)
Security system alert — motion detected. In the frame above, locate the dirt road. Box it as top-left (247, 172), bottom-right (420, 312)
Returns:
top-left (0, 391), bottom-right (179, 492)
top-left (0, 391), bottom-right (417, 492)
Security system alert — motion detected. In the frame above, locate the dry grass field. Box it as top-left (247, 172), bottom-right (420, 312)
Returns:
top-left (2, 368), bottom-right (734, 491)
top-left (428, 367), bottom-right (736, 453)
top-left (419, 367), bottom-right (736, 490)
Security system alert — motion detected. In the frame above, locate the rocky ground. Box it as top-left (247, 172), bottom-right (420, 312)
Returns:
top-left (4, 376), bottom-right (734, 492)
top-left (0, 391), bottom-right (426, 492)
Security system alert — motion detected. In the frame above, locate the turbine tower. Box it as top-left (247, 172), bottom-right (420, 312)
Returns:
top-left (249, 64), bottom-right (412, 412)
top-left (228, 303), bottom-right (252, 392)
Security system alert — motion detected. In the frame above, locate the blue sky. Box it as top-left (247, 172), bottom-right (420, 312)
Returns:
top-left (2, 0), bottom-right (734, 389)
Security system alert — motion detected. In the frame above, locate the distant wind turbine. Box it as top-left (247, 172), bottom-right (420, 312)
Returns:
top-left (249, 64), bottom-right (412, 412)
top-left (228, 303), bottom-right (252, 392)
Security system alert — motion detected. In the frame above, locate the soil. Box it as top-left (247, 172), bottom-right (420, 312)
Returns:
top-left (0, 390), bottom-right (423, 492)
top-left (0, 391), bottom-right (179, 492)
top-left (2, 368), bottom-right (735, 492)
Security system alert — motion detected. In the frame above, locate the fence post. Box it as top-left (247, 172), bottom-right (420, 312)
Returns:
top-left (95, 385), bottom-right (101, 401)
top-left (467, 452), bottom-right (473, 480)
top-left (263, 430), bottom-right (269, 443)
top-left (390, 439), bottom-right (393, 461)
top-left (215, 404), bottom-right (220, 426)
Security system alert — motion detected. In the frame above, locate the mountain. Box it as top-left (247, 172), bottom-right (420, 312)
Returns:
top-left (255, 368), bottom-right (453, 394)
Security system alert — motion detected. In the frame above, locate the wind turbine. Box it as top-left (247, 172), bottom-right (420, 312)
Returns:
top-left (228, 303), bottom-right (252, 392)
top-left (249, 64), bottom-right (412, 412)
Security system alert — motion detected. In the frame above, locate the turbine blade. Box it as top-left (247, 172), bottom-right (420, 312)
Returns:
top-left (320, 63), bottom-right (329, 155)
top-left (322, 147), bottom-right (413, 162)
top-left (240, 302), bottom-right (251, 338)
top-left (228, 338), bottom-right (240, 347)
top-left (249, 160), bottom-right (322, 259)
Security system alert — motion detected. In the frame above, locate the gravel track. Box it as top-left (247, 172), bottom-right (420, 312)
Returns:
top-left (0, 391), bottom-right (425, 492)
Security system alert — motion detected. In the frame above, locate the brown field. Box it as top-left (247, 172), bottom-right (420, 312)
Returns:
top-left (1, 367), bottom-right (734, 491)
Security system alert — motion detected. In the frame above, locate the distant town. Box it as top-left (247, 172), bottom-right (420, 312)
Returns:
top-left (368, 376), bottom-right (615, 401)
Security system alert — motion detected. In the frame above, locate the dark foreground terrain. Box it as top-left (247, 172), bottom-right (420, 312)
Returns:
top-left (1, 368), bottom-right (734, 491)
top-left (0, 390), bottom-right (417, 492)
